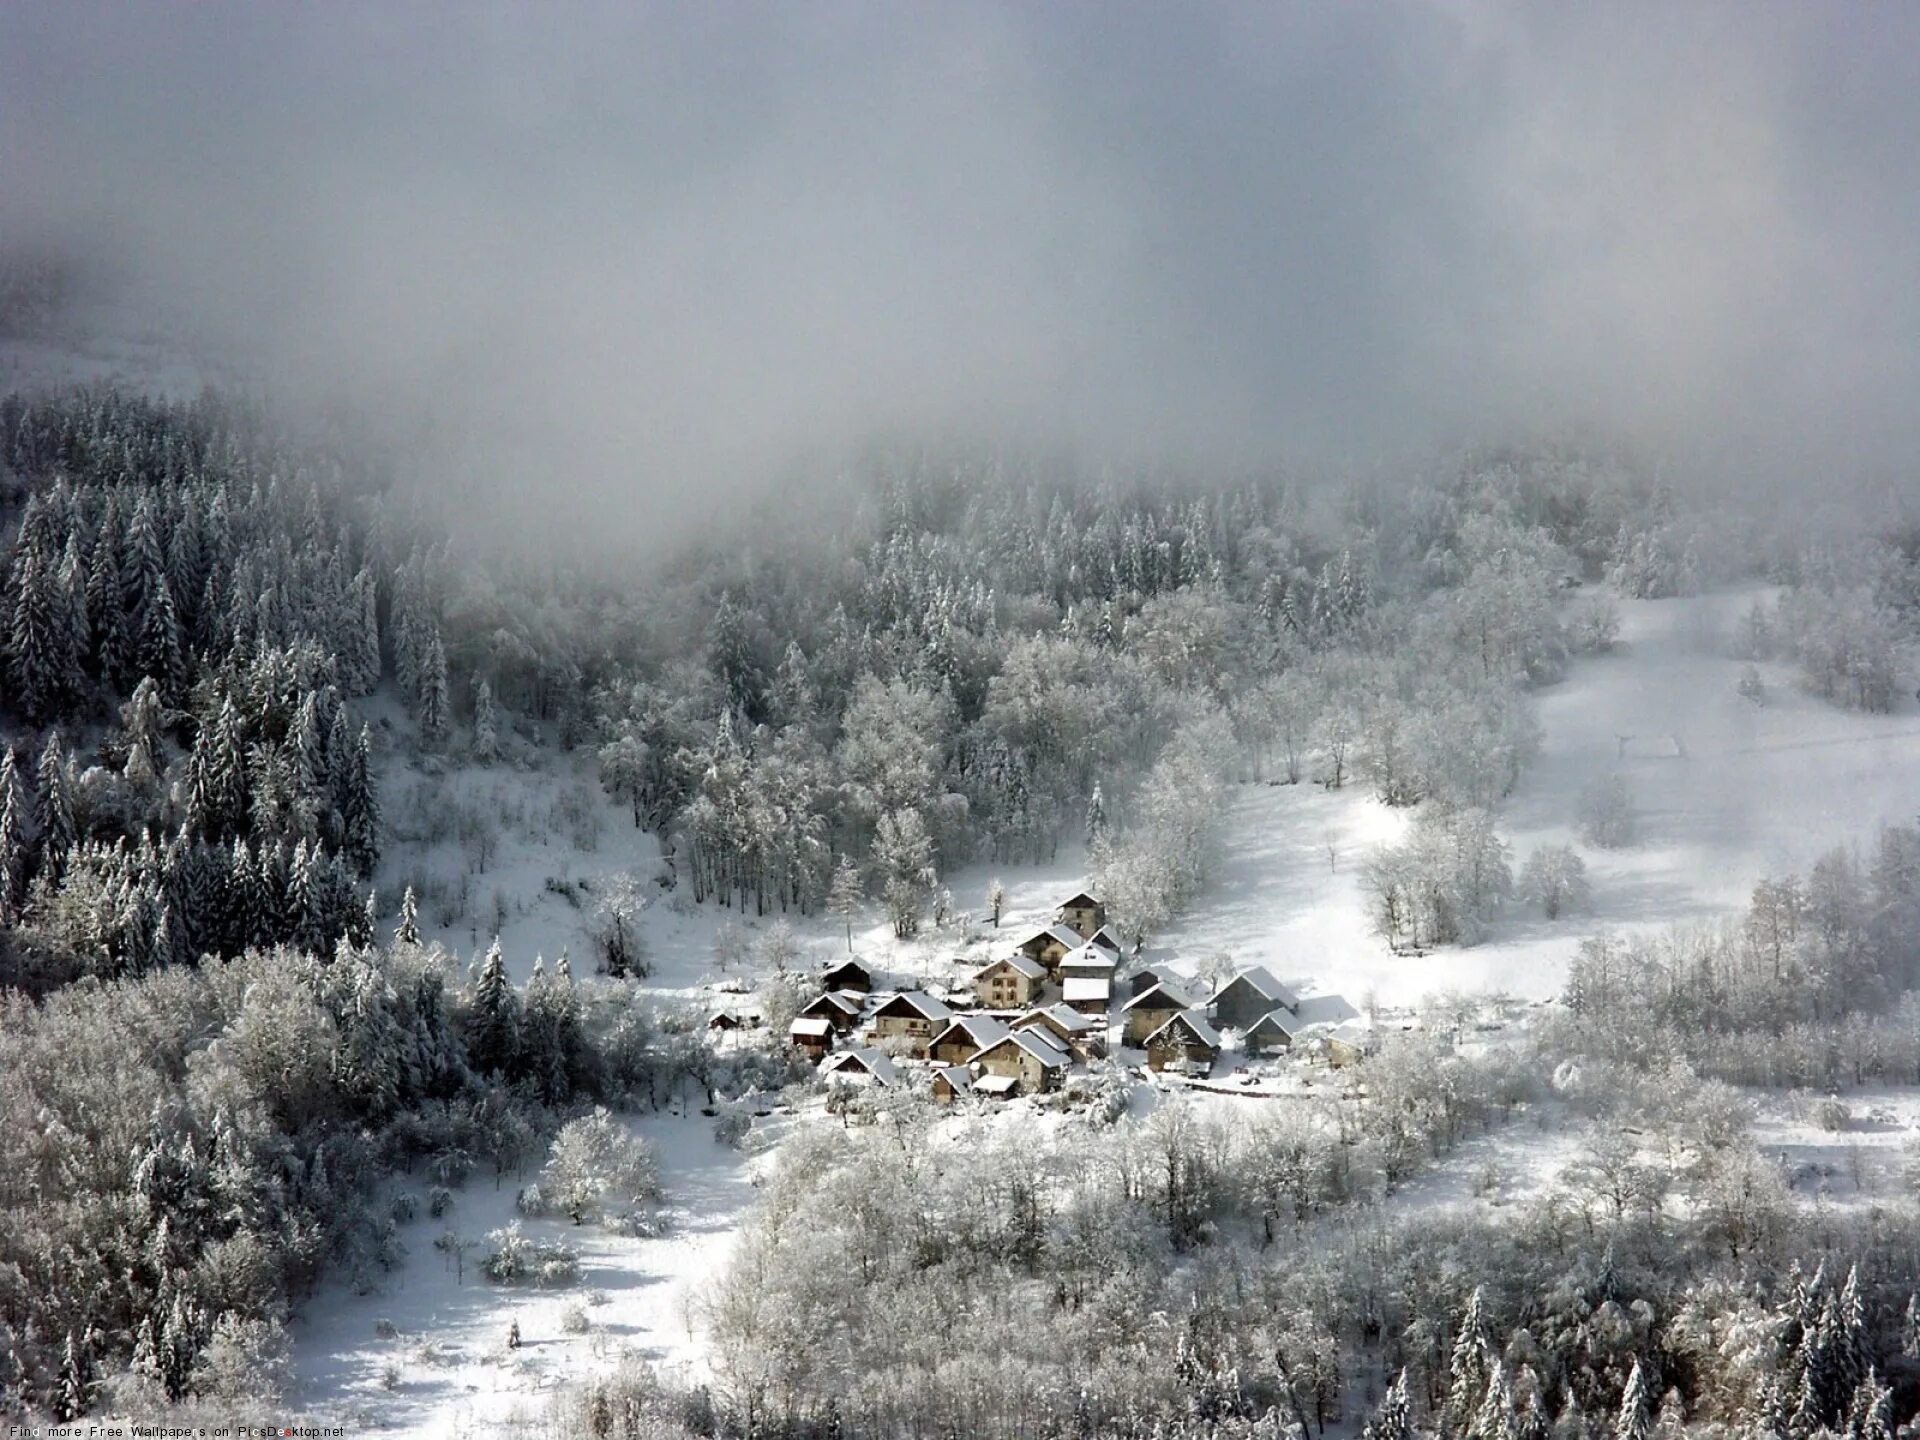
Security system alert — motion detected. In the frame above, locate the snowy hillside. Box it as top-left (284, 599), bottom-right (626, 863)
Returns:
top-left (281, 584), bottom-right (1920, 1436)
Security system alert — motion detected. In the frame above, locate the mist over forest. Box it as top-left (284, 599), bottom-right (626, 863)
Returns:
top-left (4, 5), bottom-right (1920, 1439)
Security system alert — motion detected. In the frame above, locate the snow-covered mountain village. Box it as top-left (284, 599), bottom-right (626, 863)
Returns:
top-left (8, 5), bottom-right (1920, 1439)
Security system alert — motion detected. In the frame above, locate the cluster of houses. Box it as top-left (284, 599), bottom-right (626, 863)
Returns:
top-left (776, 889), bottom-right (1372, 1104)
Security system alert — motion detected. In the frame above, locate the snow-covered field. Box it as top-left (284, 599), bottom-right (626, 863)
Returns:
top-left (1153, 590), bottom-right (1920, 1007)
top-left (286, 587), bottom-right (1920, 1432)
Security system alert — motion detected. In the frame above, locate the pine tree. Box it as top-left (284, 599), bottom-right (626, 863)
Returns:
top-left (1850, 1367), bottom-right (1893, 1440)
top-left (1364, 1369), bottom-right (1412, 1440)
top-left (341, 724), bottom-right (381, 877)
top-left (1901, 1292), bottom-right (1920, 1358)
top-left (187, 696), bottom-right (250, 841)
top-left (1475, 1361), bottom-right (1518, 1440)
top-left (1446, 1287), bottom-right (1493, 1435)
top-left (54, 1329), bottom-right (88, 1420)
top-left (419, 628), bottom-right (449, 746)
top-left (346, 565), bottom-right (382, 694)
top-left (288, 838), bottom-right (324, 950)
top-left (136, 574), bottom-right (185, 701)
top-left (1085, 782), bottom-right (1108, 850)
top-left (1614, 1361), bottom-right (1651, 1440)
top-left (1835, 1265), bottom-right (1867, 1403)
top-left (0, 750), bottom-right (25, 922)
top-left (291, 690), bottom-right (327, 800)
top-left (87, 499), bottom-right (133, 684)
top-left (472, 678), bottom-right (499, 761)
top-left (55, 532), bottom-right (90, 701)
top-left (9, 541), bottom-right (64, 722)
top-left (469, 938), bottom-right (520, 1076)
top-left (396, 883), bottom-right (422, 946)
top-left (35, 730), bottom-right (75, 880)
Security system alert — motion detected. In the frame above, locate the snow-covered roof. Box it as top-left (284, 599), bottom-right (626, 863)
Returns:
top-left (978, 953), bottom-right (1048, 982)
top-left (1210, 965), bottom-right (1299, 1011)
top-left (1059, 943), bottom-right (1117, 973)
top-left (1291, 993), bottom-right (1359, 1029)
top-left (821, 958), bottom-right (872, 981)
top-left (1124, 979), bottom-right (1193, 1011)
top-left (822, 1047), bottom-right (900, 1085)
top-left (1146, 1009), bottom-right (1223, 1050)
top-left (1088, 925), bottom-right (1124, 954)
top-left (1062, 976), bottom-right (1112, 1004)
top-left (930, 1015), bottom-right (1011, 1051)
top-left (803, 990), bottom-right (864, 1017)
top-left (974, 1028), bottom-right (1071, 1070)
top-left (874, 990), bottom-right (953, 1023)
top-left (1019, 924), bottom-right (1085, 951)
top-left (789, 1016), bottom-right (832, 1038)
top-left (1328, 1020), bottom-right (1376, 1048)
top-left (1019, 1002), bottom-right (1096, 1035)
top-left (1057, 890), bottom-right (1101, 910)
top-left (975, 1074), bottom-right (1019, 1097)
top-left (932, 1064), bottom-right (974, 1093)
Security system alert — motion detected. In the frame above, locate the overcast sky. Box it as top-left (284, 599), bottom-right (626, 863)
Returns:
top-left (5, 2), bottom-right (1918, 547)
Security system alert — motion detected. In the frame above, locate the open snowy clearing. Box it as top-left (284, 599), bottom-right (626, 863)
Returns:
top-left (1152, 590), bottom-right (1920, 1007)
top-left (289, 1108), bottom-right (775, 1436)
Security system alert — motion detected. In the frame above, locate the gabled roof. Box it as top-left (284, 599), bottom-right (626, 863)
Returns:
top-left (1018, 1002), bottom-right (1096, 1035)
top-left (974, 1028), bottom-right (1071, 1070)
top-left (1145, 1008), bottom-right (1223, 1051)
top-left (1209, 965), bottom-right (1299, 1011)
top-left (1088, 925), bottom-right (1125, 954)
top-left (977, 953), bottom-right (1048, 982)
top-left (1019, 923), bottom-right (1086, 951)
top-left (929, 1015), bottom-right (1011, 1052)
top-left (1291, 993), bottom-right (1359, 1029)
top-left (1124, 978), bottom-right (1194, 1011)
top-left (1059, 943), bottom-right (1117, 972)
top-left (789, 1016), bottom-right (833, 1038)
top-left (803, 989), bottom-right (864, 1017)
top-left (932, 1064), bottom-right (974, 1093)
top-left (1062, 976), bottom-right (1112, 1004)
top-left (821, 958), bottom-right (872, 982)
top-left (822, 1047), bottom-right (900, 1084)
top-left (1057, 890), bottom-right (1101, 910)
top-left (872, 990), bottom-right (953, 1023)
top-left (975, 1074), bottom-right (1019, 1097)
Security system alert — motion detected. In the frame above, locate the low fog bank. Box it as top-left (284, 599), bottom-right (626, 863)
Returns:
top-left (5, 2), bottom-right (1919, 554)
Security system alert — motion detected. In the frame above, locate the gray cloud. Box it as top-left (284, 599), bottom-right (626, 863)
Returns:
top-left (5, 2), bottom-right (1918, 549)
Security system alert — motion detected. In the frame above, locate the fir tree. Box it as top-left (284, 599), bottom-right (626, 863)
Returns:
top-left (1365, 1369), bottom-right (1412, 1440)
top-left (1614, 1361), bottom-right (1651, 1440)
top-left (472, 678), bottom-right (499, 761)
top-left (54, 1329), bottom-right (89, 1421)
top-left (469, 938), bottom-right (520, 1076)
top-left (341, 724), bottom-right (380, 877)
top-left (1085, 782), bottom-right (1108, 849)
top-left (419, 628), bottom-right (449, 747)
top-left (396, 883), bottom-right (422, 946)
top-left (136, 574), bottom-right (185, 701)
top-left (8, 542), bottom-right (64, 722)
top-left (1850, 1367), bottom-right (1893, 1440)
top-left (34, 730), bottom-right (75, 881)
top-left (186, 696), bottom-right (250, 841)
top-left (0, 749), bottom-right (25, 922)
top-left (1446, 1286), bottom-right (1493, 1435)
top-left (1476, 1361), bottom-right (1518, 1440)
